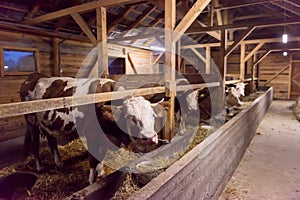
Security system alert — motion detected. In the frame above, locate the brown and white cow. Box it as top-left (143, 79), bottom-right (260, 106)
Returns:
top-left (226, 82), bottom-right (247, 116)
top-left (20, 73), bottom-right (162, 184)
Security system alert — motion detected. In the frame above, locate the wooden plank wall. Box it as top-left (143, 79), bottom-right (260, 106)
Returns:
top-left (258, 53), bottom-right (290, 99)
top-left (0, 31), bottom-right (152, 142)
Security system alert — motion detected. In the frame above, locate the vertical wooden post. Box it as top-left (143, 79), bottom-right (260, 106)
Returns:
top-left (250, 53), bottom-right (256, 93)
top-left (97, 7), bottom-right (108, 78)
top-left (220, 29), bottom-right (227, 85)
top-left (217, 29), bottom-right (227, 113)
top-left (0, 48), bottom-right (4, 77)
top-left (164, 0), bottom-right (176, 140)
top-left (53, 38), bottom-right (60, 77)
top-left (177, 39), bottom-right (181, 72)
top-left (240, 42), bottom-right (245, 81)
top-left (206, 46), bottom-right (211, 74)
top-left (288, 54), bottom-right (293, 99)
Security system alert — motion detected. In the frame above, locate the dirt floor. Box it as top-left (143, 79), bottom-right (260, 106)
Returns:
top-left (219, 100), bottom-right (300, 200)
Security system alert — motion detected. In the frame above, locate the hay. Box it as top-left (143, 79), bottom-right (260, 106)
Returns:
top-left (293, 96), bottom-right (300, 121)
top-left (0, 138), bottom-right (89, 199)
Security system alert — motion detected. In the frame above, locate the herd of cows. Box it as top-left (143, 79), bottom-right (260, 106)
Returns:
top-left (0, 72), bottom-right (247, 198)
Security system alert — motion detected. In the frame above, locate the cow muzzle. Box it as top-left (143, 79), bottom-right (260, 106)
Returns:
top-left (140, 133), bottom-right (158, 145)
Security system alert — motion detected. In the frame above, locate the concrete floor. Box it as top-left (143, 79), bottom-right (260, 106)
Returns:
top-left (220, 100), bottom-right (300, 200)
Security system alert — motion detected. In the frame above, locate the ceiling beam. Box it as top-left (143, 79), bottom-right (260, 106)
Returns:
top-left (23, 0), bottom-right (145, 25)
top-left (270, 1), bottom-right (300, 16)
top-left (71, 13), bottom-right (97, 45)
top-left (150, 0), bottom-right (220, 40)
top-left (225, 26), bottom-right (255, 57)
top-left (174, 0), bottom-right (211, 41)
top-left (0, 20), bottom-right (90, 42)
top-left (187, 17), bottom-right (300, 33)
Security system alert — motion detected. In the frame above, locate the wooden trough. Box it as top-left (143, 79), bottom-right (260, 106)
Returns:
top-left (69, 87), bottom-right (273, 200)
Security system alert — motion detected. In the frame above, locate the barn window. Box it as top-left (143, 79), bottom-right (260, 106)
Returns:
top-left (108, 57), bottom-right (125, 74)
top-left (1, 46), bottom-right (39, 76)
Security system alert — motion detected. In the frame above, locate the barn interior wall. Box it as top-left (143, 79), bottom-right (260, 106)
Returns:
top-left (258, 53), bottom-right (290, 99)
top-left (0, 31), bottom-right (152, 142)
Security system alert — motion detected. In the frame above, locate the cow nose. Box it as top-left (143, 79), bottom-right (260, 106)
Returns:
top-left (141, 133), bottom-right (158, 144)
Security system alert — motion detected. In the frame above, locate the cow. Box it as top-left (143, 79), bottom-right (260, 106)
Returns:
top-left (142, 79), bottom-right (208, 135)
top-left (175, 78), bottom-right (209, 134)
top-left (225, 82), bottom-right (247, 116)
top-left (20, 73), bottom-right (164, 184)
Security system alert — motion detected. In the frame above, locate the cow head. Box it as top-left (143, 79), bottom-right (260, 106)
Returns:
top-left (234, 82), bottom-right (247, 97)
top-left (122, 96), bottom-right (159, 145)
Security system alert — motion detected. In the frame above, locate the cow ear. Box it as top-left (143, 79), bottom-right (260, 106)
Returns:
top-left (111, 106), bottom-right (123, 121)
top-left (152, 103), bottom-right (168, 118)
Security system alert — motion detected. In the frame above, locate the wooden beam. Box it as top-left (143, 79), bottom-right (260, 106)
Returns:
top-left (127, 5), bottom-right (156, 30)
top-left (0, 87), bottom-right (166, 119)
top-left (164, 0), bottom-right (176, 140)
top-left (107, 7), bottom-right (133, 33)
top-left (263, 64), bottom-right (290, 86)
top-left (225, 26), bottom-right (255, 57)
top-left (244, 42), bottom-right (265, 62)
top-left (181, 36), bottom-right (300, 49)
top-left (240, 42), bottom-right (245, 81)
top-left (194, 20), bottom-right (221, 40)
top-left (253, 50), bottom-right (271, 66)
top-left (174, 0), bottom-right (212, 41)
top-left (209, 1), bottom-right (214, 26)
top-left (71, 13), bottom-right (97, 45)
top-left (191, 48), bottom-right (206, 63)
top-left (109, 32), bottom-right (160, 42)
top-left (23, 0), bottom-right (145, 24)
top-left (186, 17), bottom-right (300, 34)
top-left (0, 47), bottom-right (3, 77)
top-left (127, 53), bottom-right (138, 74)
top-left (154, 53), bottom-right (164, 64)
top-left (271, 1), bottom-right (300, 16)
top-left (97, 7), bottom-right (108, 78)
top-left (220, 29), bottom-right (227, 83)
top-left (206, 46), bottom-right (211, 74)
top-left (288, 54), bottom-right (293, 99)
top-left (0, 21), bottom-right (90, 42)
top-left (53, 38), bottom-right (60, 76)
top-left (214, 0), bottom-right (223, 25)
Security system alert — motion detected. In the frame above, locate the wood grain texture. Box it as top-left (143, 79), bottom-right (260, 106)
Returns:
top-left (129, 87), bottom-right (273, 200)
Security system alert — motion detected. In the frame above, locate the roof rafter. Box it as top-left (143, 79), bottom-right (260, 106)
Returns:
top-left (23, 0), bottom-right (145, 25)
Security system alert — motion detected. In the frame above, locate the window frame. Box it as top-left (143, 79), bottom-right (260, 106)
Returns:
top-left (0, 46), bottom-right (40, 77)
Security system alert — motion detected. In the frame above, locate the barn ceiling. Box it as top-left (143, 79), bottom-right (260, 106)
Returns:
top-left (0, 0), bottom-right (299, 51)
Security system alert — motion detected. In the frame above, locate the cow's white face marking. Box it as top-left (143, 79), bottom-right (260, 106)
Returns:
top-left (123, 96), bottom-right (158, 144)
top-left (232, 83), bottom-right (246, 98)
top-left (186, 90), bottom-right (199, 111)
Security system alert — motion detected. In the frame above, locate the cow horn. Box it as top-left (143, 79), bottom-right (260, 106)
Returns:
top-left (150, 98), bottom-right (164, 106)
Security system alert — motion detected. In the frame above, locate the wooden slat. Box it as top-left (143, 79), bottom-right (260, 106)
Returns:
top-left (177, 82), bottom-right (220, 91)
top-left (0, 87), bottom-right (165, 119)
top-left (206, 46), bottom-right (211, 74)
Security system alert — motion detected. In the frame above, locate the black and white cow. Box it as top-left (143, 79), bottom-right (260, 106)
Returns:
top-left (20, 73), bottom-right (162, 184)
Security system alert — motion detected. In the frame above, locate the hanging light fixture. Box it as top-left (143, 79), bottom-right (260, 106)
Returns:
top-left (282, 1), bottom-right (288, 43)
top-left (283, 51), bottom-right (288, 56)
